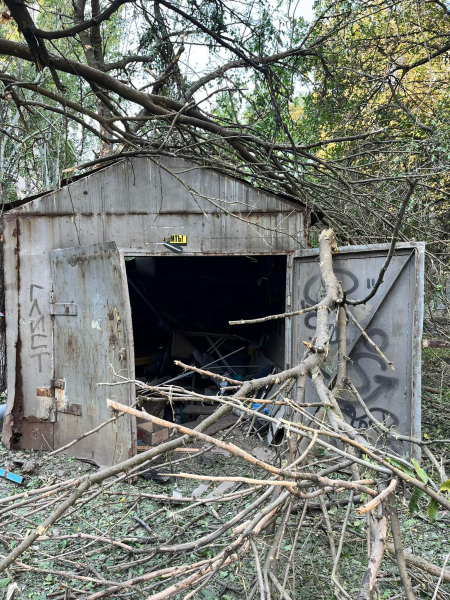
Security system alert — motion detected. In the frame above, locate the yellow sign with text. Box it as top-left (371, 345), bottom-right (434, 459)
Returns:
top-left (165, 234), bottom-right (187, 245)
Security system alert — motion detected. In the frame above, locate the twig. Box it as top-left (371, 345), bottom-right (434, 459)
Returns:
top-left (229, 304), bottom-right (318, 325)
top-left (431, 549), bottom-right (450, 600)
top-left (332, 490), bottom-right (354, 579)
top-left (268, 572), bottom-right (293, 600)
top-left (356, 479), bottom-right (397, 515)
top-left (346, 181), bottom-right (417, 306)
top-left (250, 539), bottom-right (266, 600)
top-left (133, 516), bottom-right (153, 537)
top-left (165, 473), bottom-right (297, 489)
top-left (107, 399), bottom-right (378, 497)
top-left (345, 307), bottom-right (395, 370)
top-left (388, 495), bottom-right (416, 600)
top-left (173, 361), bottom-right (243, 385)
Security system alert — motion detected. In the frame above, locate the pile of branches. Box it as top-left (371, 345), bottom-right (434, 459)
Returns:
top-left (1, 0), bottom-right (450, 339)
top-left (0, 229), bottom-right (449, 600)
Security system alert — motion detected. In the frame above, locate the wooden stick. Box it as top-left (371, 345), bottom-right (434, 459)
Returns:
top-left (165, 473), bottom-right (299, 488)
top-left (356, 478), bottom-right (397, 515)
top-left (229, 304), bottom-right (318, 325)
top-left (345, 306), bottom-right (395, 370)
top-left (357, 506), bottom-right (388, 600)
top-left (137, 446), bottom-right (199, 452)
top-left (174, 361), bottom-right (242, 385)
top-left (388, 496), bottom-right (416, 600)
top-left (107, 399), bottom-right (378, 497)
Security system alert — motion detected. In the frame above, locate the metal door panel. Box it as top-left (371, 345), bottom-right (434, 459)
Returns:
top-left (51, 242), bottom-right (135, 466)
top-left (292, 243), bottom-right (424, 454)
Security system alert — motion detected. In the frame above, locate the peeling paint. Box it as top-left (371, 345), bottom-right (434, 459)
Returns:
top-left (91, 319), bottom-right (102, 331)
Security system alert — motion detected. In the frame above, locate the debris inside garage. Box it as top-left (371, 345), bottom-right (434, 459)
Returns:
top-left (126, 255), bottom-right (288, 446)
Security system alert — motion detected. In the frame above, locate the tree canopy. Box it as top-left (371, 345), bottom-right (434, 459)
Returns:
top-left (0, 0), bottom-right (449, 324)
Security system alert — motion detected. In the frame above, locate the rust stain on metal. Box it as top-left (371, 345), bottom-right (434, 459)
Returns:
top-left (56, 401), bottom-right (82, 416)
top-left (37, 387), bottom-right (54, 397)
top-left (53, 379), bottom-right (65, 390)
top-left (422, 339), bottom-right (450, 348)
top-left (4, 220), bottom-right (24, 448)
top-left (23, 415), bottom-right (46, 423)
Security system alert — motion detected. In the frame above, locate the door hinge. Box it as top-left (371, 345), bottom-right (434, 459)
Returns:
top-left (52, 379), bottom-right (66, 390)
top-left (38, 382), bottom-right (82, 417)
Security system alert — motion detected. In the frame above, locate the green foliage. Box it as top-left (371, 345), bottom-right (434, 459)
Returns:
top-left (384, 458), bottom-right (415, 478)
top-left (439, 480), bottom-right (450, 492)
top-left (411, 458), bottom-right (428, 484)
top-left (427, 498), bottom-right (439, 524)
top-left (408, 488), bottom-right (424, 514)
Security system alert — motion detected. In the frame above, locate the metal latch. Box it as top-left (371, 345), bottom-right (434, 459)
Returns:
top-left (56, 401), bottom-right (82, 416)
top-left (50, 303), bottom-right (77, 316)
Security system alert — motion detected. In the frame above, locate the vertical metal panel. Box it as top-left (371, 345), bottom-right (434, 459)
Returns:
top-left (2, 218), bottom-right (21, 447)
top-left (51, 242), bottom-right (135, 467)
top-left (292, 243), bottom-right (424, 454)
top-left (285, 254), bottom-right (294, 371)
top-left (411, 244), bottom-right (425, 459)
top-left (118, 250), bottom-right (137, 452)
top-left (17, 157), bottom-right (307, 219)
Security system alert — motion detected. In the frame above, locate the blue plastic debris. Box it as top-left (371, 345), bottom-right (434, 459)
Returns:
top-left (0, 468), bottom-right (23, 485)
top-left (252, 403), bottom-right (269, 415)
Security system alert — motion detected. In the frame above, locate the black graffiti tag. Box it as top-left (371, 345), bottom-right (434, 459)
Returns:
top-left (29, 284), bottom-right (50, 373)
top-left (300, 265), bottom-right (402, 445)
top-left (342, 403), bottom-right (399, 430)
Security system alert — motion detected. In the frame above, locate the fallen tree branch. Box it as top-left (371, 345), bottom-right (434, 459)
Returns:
top-left (356, 479), bottom-right (397, 515)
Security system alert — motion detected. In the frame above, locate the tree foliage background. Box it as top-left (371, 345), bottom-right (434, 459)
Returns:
top-left (1, 3), bottom-right (450, 599)
top-left (0, 0), bottom-right (449, 316)
top-left (0, 0), bottom-right (450, 328)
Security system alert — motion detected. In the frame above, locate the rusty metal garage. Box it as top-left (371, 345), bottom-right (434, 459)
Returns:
top-left (1, 156), bottom-right (311, 466)
top-left (0, 155), bottom-right (424, 466)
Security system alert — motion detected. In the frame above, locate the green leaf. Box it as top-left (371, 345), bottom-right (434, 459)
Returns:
top-left (411, 458), bottom-right (428, 484)
top-left (439, 480), bottom-right (450, 492)
top-left (385, 458), bottom-right (415, 478)
top-left (0, 579), bottom-right (9, 588)
top-left (428, 498), bottom-right (439, 524)
top-left (408, 488), bottom-right (424, 514)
